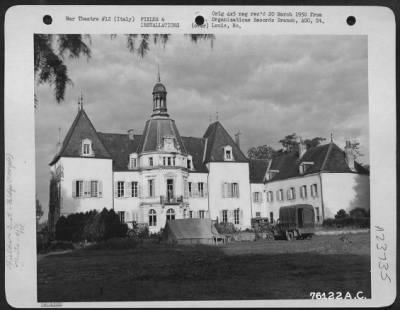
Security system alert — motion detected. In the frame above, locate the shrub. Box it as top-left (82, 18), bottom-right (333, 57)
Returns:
top-left (55, 208), bottom-right (128, 242)
top-left (323, 207), bottom-right (370, 229)
top-left (215, 222), bottom-right (238, 234)
top-left (84, 238), bottom-right (138, 251)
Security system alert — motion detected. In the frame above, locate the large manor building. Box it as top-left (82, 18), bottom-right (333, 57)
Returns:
top-left (48, 78), bottom-right (370, 233)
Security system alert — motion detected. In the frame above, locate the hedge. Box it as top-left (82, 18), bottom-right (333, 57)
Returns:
top-left (56, 208), bottom-right (128, 242)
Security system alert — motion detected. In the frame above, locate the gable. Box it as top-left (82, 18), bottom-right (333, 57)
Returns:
top-left (49, 109), bottom-right (111, 165)
top-left (203, 121), bottom-right (247, 163)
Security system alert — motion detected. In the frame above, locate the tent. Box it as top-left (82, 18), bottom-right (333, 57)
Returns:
top-left (162, 218), bottom-right (225, 245)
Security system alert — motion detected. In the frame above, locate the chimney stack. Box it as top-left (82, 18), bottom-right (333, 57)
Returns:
top-left (297, 136), bottom-right (307, 158)
top-left (128, 129), bottom-right (134, 140)
top-left (344, 140), bottom-right (356, 171)
top-left (235, 131), bottom-right (241, 149)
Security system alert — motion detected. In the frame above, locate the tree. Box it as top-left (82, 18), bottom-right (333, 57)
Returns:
top-left (278, 133), bottom-right (298, 152)
top-left (334, 209), bottom-right (348, 219)
top-left (35, 34), bottom-right (215, 105)
top-left (348, 140), bottom-right (363, 157)
top-left (36, 199), bottom-right (44, 225)
top-left (278, 133), bottom-right (327, 153)
top-left (247, 145), bottom-right (276, 160)
top-left (304, 137), bottom-right (326, 148)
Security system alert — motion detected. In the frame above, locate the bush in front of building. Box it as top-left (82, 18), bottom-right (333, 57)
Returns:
top-left (55, 208), bottom-right (128, 242)
top-left (215, 222), bottom-right (238, 234)
top-left (323, 208), bottom-right (370, 229)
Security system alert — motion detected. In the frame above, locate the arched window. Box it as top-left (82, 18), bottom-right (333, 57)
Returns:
top-left (149, 209), bottom-right (157, 227)
top-left (166, 208), bottom-right (175, 221)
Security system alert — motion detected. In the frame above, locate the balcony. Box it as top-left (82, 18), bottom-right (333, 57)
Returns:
top-left (160, 195), bottom-right (184, 205)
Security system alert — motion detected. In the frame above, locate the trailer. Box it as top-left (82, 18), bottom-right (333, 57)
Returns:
top-left (273, 204), bottom-right (315, 240)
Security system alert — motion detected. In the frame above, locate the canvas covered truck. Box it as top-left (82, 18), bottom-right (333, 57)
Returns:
top-left (272, 204), bottom-right (316, 240)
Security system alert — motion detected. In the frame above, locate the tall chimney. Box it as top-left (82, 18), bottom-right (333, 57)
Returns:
top-left (297, 136), bottom-right (307, 158)
top-left (128, 129), bottom-right (134, 140)
top-left (235, 131), bottom-right (241, 149)
top-left (344, 140), bottom-right (356, 171)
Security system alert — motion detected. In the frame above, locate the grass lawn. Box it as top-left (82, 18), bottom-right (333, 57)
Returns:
top-left (38, 234), bottom-right (370, 301)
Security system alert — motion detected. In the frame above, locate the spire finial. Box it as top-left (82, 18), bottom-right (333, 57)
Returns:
top-left (157, 64), bottom-right (161, 82)
top-left (78, 92), bottom-right (84, 111)
top-left (330, 132), bottom-right (333, 142)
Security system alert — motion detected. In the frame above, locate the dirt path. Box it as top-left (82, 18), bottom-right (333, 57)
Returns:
top-left (37, 250), bottom-right (73, 262)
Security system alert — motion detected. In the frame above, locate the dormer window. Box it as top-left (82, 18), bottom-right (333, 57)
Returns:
top-left (265, 170), bottom-right (279, 181)
top-left (129, 153), bottom-right (138, 170)
top-left (299, 162), bottom-right (314, 174)
top-left (223, 145), bottom-right (233, 161)
top-left (82, 139), bottom-right (93, 156)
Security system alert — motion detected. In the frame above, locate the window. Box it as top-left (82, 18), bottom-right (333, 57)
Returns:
top-left (199, 210), bottom-right (205, 219)
top-left (148, 157), bottom-right (153, 167)
top-left (311, 184), bottom-right (318, 197)
top-left (167, 157), bottom-right (171, 166)
top-left (222, 182), bottom-right (240, 198)
top-left (253, 192), bottom-right (261, 203)
top-left (188, 182), bottom-right (192, 197)
top-left (183, 209), bottom-right (187, 219)
top-left (131, 182), bottom-right (138, 197)
top-left (222, 210), bottom-right (228, 223)
top-left (74, 180), bottom-right (102, 198)
top-left (287, 187), bottom-right (296, 200)
top-left (172, 157), bottom-right (176, 166)
top-left (300, 185), bottom-right (307, 199)
top-left (198, 182), bottom-right (204, 197)
top-left (166, 208), bottom-right (175, 221)
top-left (117, 181), bottom-right (124, 197)
top-left (270, 212), bottom-right (274, 223)
top-left (224, 146), bottom-right (233, 161)
top-left (76, 180), bottom-right (83, 197)
top-left (118, 211), bottom-right (125, 224)
top-left (129, 157), bottom-right (137, 169)
top-left (149, 209), bottom-right (157, 226)
top-left (234, 209), bottom-right (240, 224)
top-left (255, 212), bottom-right (261, 217)
top-left (187, 158), bottom-right (192, 169)
top-left (148, 179), bottom-right (154, 197)
top-left (267, 191), bottom-right (274, 202)
top-left (315, 207), bottom-right (320, 222)
top-left (81, 139), bottom-right (93, 156)
top-left (163, 157), bottom-right (166, 166)
top-left (299, 162), bottom-right (314, 174)
top-left (189, 211), bottom-right (193, 218)
top-left (277, 189), bottom-right (284, 201)
top-left (90, 181), bottom-right (98, 197)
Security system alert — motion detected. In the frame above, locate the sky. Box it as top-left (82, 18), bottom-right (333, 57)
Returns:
top-left (35, 34), bottom-right (369, 222)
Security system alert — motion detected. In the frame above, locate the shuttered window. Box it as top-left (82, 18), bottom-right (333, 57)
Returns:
top-left (234, 209), bottom-right (240, 224)
top-left (131, 182), bottom-right (138, 197)
top-left (73, 180), bottom-right (101, 198)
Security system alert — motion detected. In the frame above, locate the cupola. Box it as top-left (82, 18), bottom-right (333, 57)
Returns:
top-left (152, 69), bottom-right (169, 118)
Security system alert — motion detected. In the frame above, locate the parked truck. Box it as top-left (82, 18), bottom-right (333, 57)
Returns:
top-left (272, 204), bottom-right (316, 240)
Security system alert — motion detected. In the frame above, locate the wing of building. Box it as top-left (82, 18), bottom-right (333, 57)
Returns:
top-left (48, 79), bottom-right (370, 234)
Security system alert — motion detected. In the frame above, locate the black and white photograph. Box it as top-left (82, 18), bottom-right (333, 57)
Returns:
top-left (4, 5), bottom-right (396, 308)
top-left (34, 33), bottom-right (372, 301)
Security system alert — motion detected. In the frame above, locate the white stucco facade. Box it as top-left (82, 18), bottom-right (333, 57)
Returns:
top-left (57, 157), bottom-right (113, 216)
top-left (264, 174), bottom-right (324, 224)
top-left (207, 162), bottom-right (252, 229)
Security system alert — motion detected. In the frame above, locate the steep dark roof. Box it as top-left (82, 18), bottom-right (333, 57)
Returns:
top-left (49, 109), bottom-right (111, 165)
top-left (98, 133), bottom-right (142, 171)
top-left (181, 137), bottom-right (208, 173)
top-left (249, 159), bottom-right (270, 183)
top-left (136, 118), bottom-right (187, 154)
top-left (266, 142), bottom-right (369, 182)
top-left (202, 121), bottom-right (247, 163)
